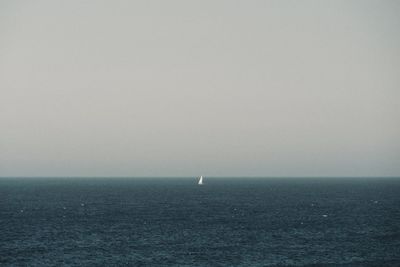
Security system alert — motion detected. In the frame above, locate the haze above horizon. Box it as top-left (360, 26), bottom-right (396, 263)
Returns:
top-left (1, 0), bottom-right (399, 177)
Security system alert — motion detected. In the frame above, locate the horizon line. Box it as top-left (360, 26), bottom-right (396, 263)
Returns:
top-left (1, 176), bottom-right (399, 179)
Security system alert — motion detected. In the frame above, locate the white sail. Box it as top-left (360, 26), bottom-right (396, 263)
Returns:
top-left (198, 176), bottom-right (203, 185)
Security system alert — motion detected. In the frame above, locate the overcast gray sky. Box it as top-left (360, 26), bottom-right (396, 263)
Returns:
top-left (0, 0), bottom-right (399, 177)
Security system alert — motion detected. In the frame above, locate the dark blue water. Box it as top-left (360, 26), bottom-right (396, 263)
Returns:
top-left (0, 178), bottom-right (399, 266)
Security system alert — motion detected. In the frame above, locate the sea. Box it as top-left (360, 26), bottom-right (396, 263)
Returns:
top-left (0, 177), bottom-right (399, 266)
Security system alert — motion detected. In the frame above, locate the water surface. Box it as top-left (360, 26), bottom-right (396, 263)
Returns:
top-left (0, 177), bottom-right (399, 266)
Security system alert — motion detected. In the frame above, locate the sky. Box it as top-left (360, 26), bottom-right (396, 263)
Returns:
top-left (0, 0), bottom-right (399, 177)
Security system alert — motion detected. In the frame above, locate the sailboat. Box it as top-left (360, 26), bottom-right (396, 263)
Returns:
top-left (198, 175), bottom-right (203, 185)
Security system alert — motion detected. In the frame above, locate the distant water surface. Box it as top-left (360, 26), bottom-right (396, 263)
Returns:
top-left (0, 177), bottom-right (399, 266)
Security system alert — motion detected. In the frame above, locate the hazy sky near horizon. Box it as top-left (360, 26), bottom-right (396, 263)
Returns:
top-left (1, 0), bottom-right (399, 177)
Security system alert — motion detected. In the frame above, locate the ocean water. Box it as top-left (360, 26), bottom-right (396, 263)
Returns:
top-left (0, 177), bottom-right (399, 266)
